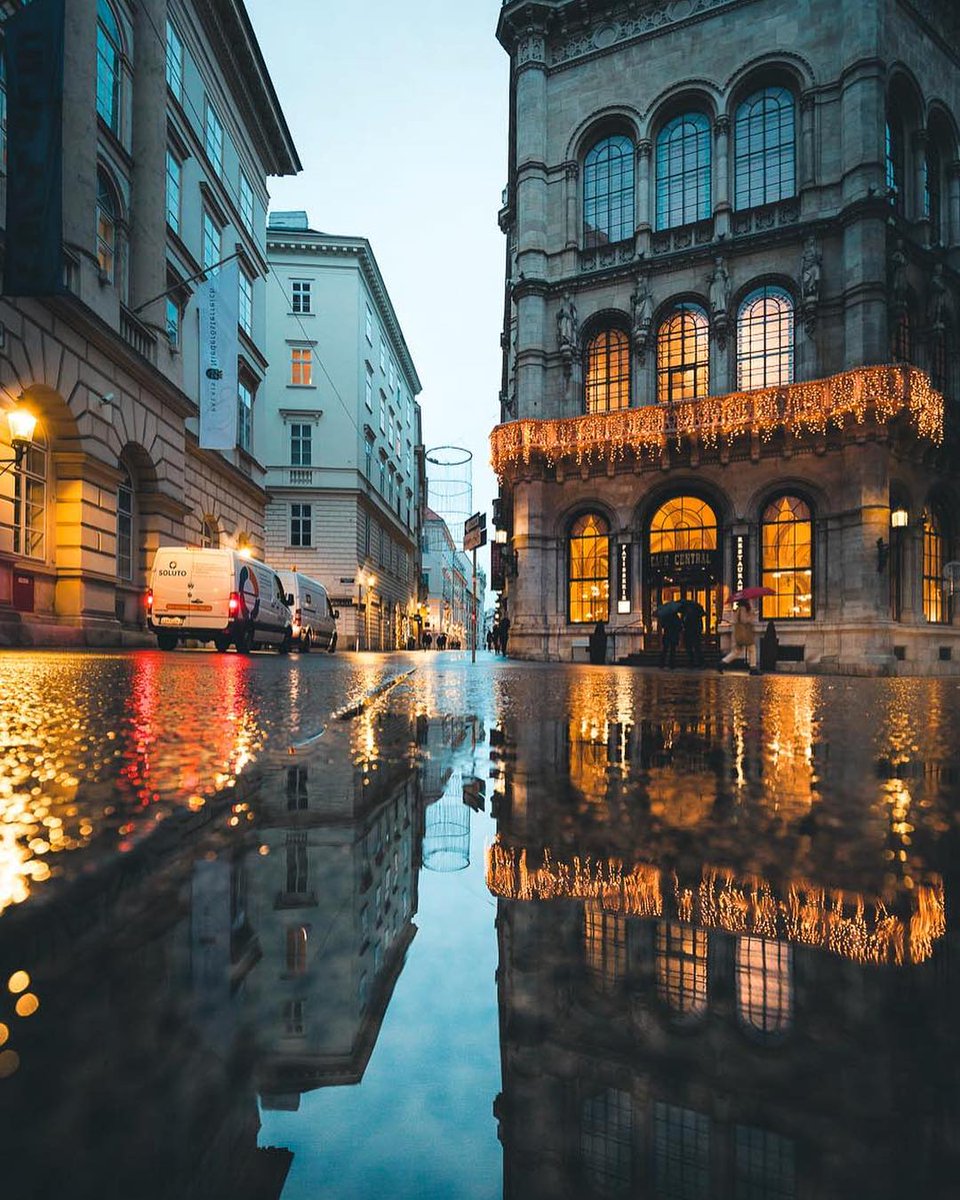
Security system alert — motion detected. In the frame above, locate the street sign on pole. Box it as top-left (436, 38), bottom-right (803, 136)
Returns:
top-left (464, 511), bottom-right (487, 552)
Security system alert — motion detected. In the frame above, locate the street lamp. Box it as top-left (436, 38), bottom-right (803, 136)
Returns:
top-left (357, 572), bottom-right (376, 651)
top-left (1, 405), bottom-right (38, 477)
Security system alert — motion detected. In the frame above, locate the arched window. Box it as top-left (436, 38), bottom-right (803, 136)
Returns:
top-left (656, 305), bottom-right (709, 403)
top-left (923, 506), bottom-right (948, 624)
top-left (734, 86), bottom-right (796, 210)
top-left (199, 516), bottom-right (219, 549)
top-left (891, 310), bottom-right (913, 365)
top-left (656, 112), bottom-right (711, 230)
top-left (736, 936), bottom-right (793, 1034)
top-left (583, 134), bottom-right (635, 247)
top-left (885, 116), bottom-right (905, 213)
top-left (116, 465), bottom-right (133, 580)
top-left (649, 496), bottom-right (718, 553)
top-left (568, 513), bottom-right (610, 624)
top-left (925, 139), bottom-right (942, 242)
top-left (0, 38), bottom-right (7, 173)
top-left (584, 328), bottom-right (630, 413)
top-left (581, 1089), bottom-right (633, 1195)
top-left (13, 427), bottom-right (46, 560)
top-left (584, 905), bottom-right (626, 991)
top-left (96, 0), bottom-right (123, 136)
top-left (736, 287), bottom-right (794, 390)
top-left (96, 168), bottom-right (119, 283)
top-left (285, 925), bottom-right (308, 974)
top-left (761, 495), bottom-right (813, 619)
top-left (656, 921), bottom-right (708, 1015)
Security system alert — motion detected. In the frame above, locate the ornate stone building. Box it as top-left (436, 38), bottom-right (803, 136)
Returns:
top-left (492, 0), bottom-right (960, 672)
top-left (0, 0), bottom-right (299, 644)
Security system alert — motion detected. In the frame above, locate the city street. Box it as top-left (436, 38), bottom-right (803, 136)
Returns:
top-left (1, 649), bottom-right (959, 1197)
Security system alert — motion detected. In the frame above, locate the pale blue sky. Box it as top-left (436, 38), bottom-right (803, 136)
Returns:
top-left (247, 0), bottom-right (508, 570)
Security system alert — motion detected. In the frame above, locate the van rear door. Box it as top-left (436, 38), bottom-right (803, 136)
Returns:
top-left (182, 551), bottom-right (232, 628)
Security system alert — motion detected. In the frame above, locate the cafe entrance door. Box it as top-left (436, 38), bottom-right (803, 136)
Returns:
top-left (645, 496), bottom-right (722, 648)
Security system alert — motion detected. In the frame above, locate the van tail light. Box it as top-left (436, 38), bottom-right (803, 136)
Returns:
top-left (228, 591), bottom-right (241, 617)
top-left (295, 608), bottom-right (302, 624)
top-left (146, 588), bottom-right (153, 614)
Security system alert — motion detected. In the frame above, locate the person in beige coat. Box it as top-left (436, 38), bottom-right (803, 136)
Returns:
top-left (720, 600), bottom-right (756, 671)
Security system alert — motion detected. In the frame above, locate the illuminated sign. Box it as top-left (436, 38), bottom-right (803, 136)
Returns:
top-left (618, 544), bottom-right (631, 613)
top-left (735, 534), bottom-right (746, 593)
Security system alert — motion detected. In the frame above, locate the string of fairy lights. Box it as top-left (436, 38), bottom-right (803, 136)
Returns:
top-left (490, 364), bottom-right (945, 476)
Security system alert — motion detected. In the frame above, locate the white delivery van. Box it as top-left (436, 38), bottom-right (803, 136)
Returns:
top-left (277, 570), bottom-right (339, 652)
top-left (147, 547), bottom-right (293, 653)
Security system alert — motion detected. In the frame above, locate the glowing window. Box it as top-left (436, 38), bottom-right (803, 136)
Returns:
top-left (656, 113), bottom-right (711, 230)
top-left (581, 1089), bottom-right (633, 1194)
top-left (583, 134), bottom-right (635, 247)
top-left (736, 287), bottom-right (794, 390)
top-left (923, 507), bottom-right (948, 624)
top-left (13, 430), bottom-right (46, 560)
top-left (96, 0), bottom-right (122, 135)
top-left (734, 87), bottom-right (795, 210)
top-left (656, 305), bottom-right (709, 403)
top-left (285, 926), bottom-right (308, 974)
top-left (290, 347), bottom-right (312, 386)
top-left (568, 513), bottom-right (610, 624)
top-left (584, 904), bottom-right (626, 991)
top-left (656, 922), bottom-right (707, 1016)
top-left (585, 329), bottom-right (630, 413)
top-left (736, 936), bottom-right (793, 1034)
top-left (199, 517), bottom-right (219, 549)
top-left (649, 496), bottom-right (718, 555)
top-left (654, 1102), bottom-right (710, 1199)
top-left (761, 496), bottom-right (812, 619)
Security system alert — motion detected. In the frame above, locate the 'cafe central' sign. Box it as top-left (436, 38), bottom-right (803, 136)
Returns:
top-left (647, 548), bottom-right (720, 579)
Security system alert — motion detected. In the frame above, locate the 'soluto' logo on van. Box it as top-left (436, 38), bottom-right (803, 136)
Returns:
top-left (158, 560), bottom-right (187, 577)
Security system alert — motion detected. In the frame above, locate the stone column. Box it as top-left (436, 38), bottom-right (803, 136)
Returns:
top-left (913, 129), bottom-right (930, 235)
top-left (947, 162), bottom-right (960, 248)
top-left (799, 93), bottom-right (816, 190)
top-left (636, 139), bottom-right (652, 255)
top-left (564, 163), bottom-right (579, 248)
top-left (713, 116), bottom-right (731, 237)
top-left (130, 0), bottom-right (168, 321)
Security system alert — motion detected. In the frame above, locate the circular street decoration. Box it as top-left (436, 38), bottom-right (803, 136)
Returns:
top-left (238, 564), bottom-right (260, 619)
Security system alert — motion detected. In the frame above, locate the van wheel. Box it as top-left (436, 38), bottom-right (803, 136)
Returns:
top-left (301, 631), bottom-right (311, 654)
top-left (328, 632), bottom-right (337, 654)
top-left (157, 632), bottom-right (178, 652)
top-left (278, 630), bottom-right (292, 655)
top-left (213, 634), bottom-right (230, 653)
top-left (235, 626), bottom-right (254, 655)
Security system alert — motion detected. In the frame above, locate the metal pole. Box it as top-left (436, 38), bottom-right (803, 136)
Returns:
top-left (471, 548), bottom-right (477, 664)
top-left (356, 582), bottom-right (362, 652)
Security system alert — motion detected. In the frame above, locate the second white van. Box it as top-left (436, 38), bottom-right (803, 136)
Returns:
top-left (277, 570), bottom-right (339, 652)
top-left (148, 547), bottom-right (293, 653)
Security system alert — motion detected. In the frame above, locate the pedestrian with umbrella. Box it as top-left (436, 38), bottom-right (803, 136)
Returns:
top-left (719, 587), bottom-right (773, 672)
top-left (681, 599), bottom-right (706, 668)
top-left (656, 600), bottom-right (684, 669)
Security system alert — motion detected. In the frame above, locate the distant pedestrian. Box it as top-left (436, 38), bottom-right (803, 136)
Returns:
top-left (423, 630), bottom-right (433, 650)
top-left (588, 620), bottom-right (608, 665)
top-left (437, 631), bottom-right (447, 651)
top-left (486, 630), bottom-right (494, 652)
top-left (682, 602), bottom-right (705, 668)
top-left (659, 609), bottom-right (682, 669)
top-left (720, 600), bottom-right (755, 671)
top-left (499, 615), bottom-right (511, 656)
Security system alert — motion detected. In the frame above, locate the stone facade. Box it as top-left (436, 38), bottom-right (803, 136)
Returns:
top-left (260, 213), bottom-right (424, 651)
top-left (0, 0), bottom-right (299, 645)
top-left (493, 0), bottom-right (960, 673)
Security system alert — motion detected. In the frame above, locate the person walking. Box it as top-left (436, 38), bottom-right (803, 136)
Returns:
top-left (659, 609), bottom-right (682, 669)
top-left (423, 630), bottom-right (433, 650)
top-left (720, 600), bottom-right (756, 671)
top-left (588, 620), bottom-right (608, 665)
top-left (499, 615), bottom-right (511, 656)
top-left (682, 601), bottom-right (705, 668)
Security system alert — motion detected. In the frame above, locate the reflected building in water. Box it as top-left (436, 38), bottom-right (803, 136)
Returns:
top-left (487, 681), bottom-right (960, 1199)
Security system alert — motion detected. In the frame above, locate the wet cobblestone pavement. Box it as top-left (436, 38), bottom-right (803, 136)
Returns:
top-left (1, 649), bottom-right (960, 1198)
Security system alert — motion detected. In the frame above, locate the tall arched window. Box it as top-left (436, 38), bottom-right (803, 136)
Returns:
top-left (584, 328), bottom-right (630, 413)
top-left (96, 0), bottom-right (123, 136)
top-left (116, 465), bottom-right (133, 580)
top-left (656, 921), bottom-right (708, 1015)
top-left (13, 428), bottom-right (46, 560)
top-left (736, 936), bottom-right (793, 1034)
top-left (581, 1090), bottom-right (633, 1195)
top-left (736, 287), bottom-right (794, 390)
top-left (885, 116), bottom-right (905, 213)
top-left (96, 168), bottom-right (119, 283)
top-left (200, 516), bottom-right (219, 548)
top-left (583, 134), bottom-right (635, 247)
top-left (656, 305), bottom-right (709, 403)
top-left (649, 496), bottom-right (718, 554)
top-left (584, 905), bottom-right (626, 991)
top-left (656, 112), bottom-right (711, 230)
top-left (0, 37), bottom-right (7, 173)
top-left (568, 513), bottom-right (610, 624)
top-left (923, 506), bottom-right (948, 624)
top-left (761, 495), bottom-right (813, 619)
top-left (734, 86), bottom-right (796, 210)
top-left (285, 925), bottom-right (308, 974)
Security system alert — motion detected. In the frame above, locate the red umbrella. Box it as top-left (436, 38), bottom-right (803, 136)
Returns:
top-left (730, 586), bottom-right (775, 602)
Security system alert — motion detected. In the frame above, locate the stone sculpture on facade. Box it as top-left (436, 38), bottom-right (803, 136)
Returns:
top-left (927, 263), bottom-right (947, 333)
top-left (630, 272), bottom-right (653, 361)
top-left (890, 240), bottom-right (909, 313)
top-left (557, 293), bottom-right (579, 374)
top-left (708, 256), bottom-right (730, 348)
top-left (800, 235), bottom-right (822, 335)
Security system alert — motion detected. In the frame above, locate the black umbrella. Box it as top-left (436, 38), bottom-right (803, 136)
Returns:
top-left (679, 599), bottom-right (706, 617)
top-left (655, 600), bottom-right (685, 619)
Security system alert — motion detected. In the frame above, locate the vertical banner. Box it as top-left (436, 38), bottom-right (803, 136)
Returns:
top-left (734, 533), bottom-right (748, 594)
top-left (3, 0), bottom-right (65, 297)
top-left (198, 258), bottom-right (240, 449)
top-left (617, 543), bottom-right (631, 613)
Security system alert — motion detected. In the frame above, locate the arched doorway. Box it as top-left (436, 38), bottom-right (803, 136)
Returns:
top-left (645, 495), bottom-right (722, 643)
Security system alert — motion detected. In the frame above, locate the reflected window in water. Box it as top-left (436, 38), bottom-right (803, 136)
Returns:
top-left (734, 1125), bottom-right (796, 1200)
top-left (285, 926), bottom-right (308, 975)
top-left (286, 835), bottom-right (308, 894)
top-left (653, 1102), bottom-right (710, 1200)
top-left (286, 766), bottom-right (308, 811)
top-left (584, 905), bottom-right (626, 991)
top-left (283, 999), bottom-right (305, 1037)
top-left (656, 922), bottom-right (708, 1015)
top-left (736, 936), bottom-right (792, 1034)
top-left (580, 1088), bottom-right (633, 1195)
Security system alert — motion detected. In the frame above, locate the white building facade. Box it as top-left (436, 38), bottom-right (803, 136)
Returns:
top-left (0, 0), bottom-right (299, 644)
top-left (260, 213), bottom-right (424, 651)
